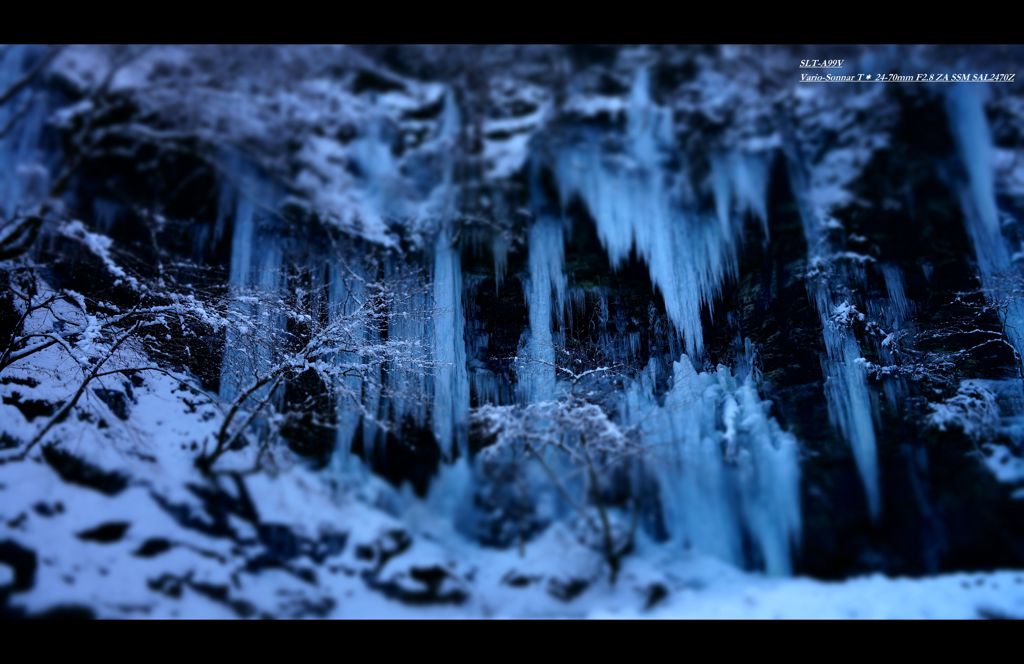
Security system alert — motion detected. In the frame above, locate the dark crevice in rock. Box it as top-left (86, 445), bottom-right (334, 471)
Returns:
top-left (76, 521), bottom-right (131, 543)
top-left (42, 446), bottom-right (129, 496)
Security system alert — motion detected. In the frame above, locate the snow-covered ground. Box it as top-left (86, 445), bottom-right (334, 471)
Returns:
top-left (0, 252), bottom-right (1022, 620)
top-left (1, 330), bottom-right (1021, 619)
top-left (4, 445), bottom-right (1024, 619)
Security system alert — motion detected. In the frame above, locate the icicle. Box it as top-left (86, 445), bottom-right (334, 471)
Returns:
top-left (946, 86), bottom-right (1003, 269)
top-left (91, 198), bottom-right (121, 235)
top-left (517, 217), bottom-right (566, 403)
top-left (421, 88), bottom-right (461, 219)
top-left (711, 151), bottom-right (770, 238)
top-left (870, 265), bottom-right (911, 410)
top-left (816, 294), bottom-right (882, 518)
top-left (817, 286), bottom-right (882, 518)
top-left (944, 85), bottom-right (1024, 364)
top-left (491, 232), bottom-right (508, 295)
top-left (346, 117), bottom-right (403, 231)
top-left (552, 67), bottom-right (763, 359)
top-left (0, 45), bottom-right (51, 218)
top-left (431, 229), bottom-right (470, 459)
top-left (328, 258), bottom-right (369, 461)
top-left (783, 129), bottom-right (883, 520)
top-left (881, 264), bottom-right (910, 325)
top-left (622, 355), bottom-right (801, 575)
top-left (326, 87), bottom-right (464, 465)
top-left (218, 153), bottom-right (285, 404)
top-left (471, 370), bottom-right (504, 406)
top-left (383, 257), bottom-right (431, 430)
top-left (422, 88), bottom-right (470, 459)
top-left (438, 87), bottom-right (460, 146)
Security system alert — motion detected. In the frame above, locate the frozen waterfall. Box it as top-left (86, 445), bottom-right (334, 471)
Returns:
top-left (945, 85), bottom-right (1024, 366)
top-left (622, 354), bottom-right (802, 575)
top-left (432, 229), bottom-right (470, 460)
top-left (783, 131), bottom-right (883, 520)
top-left (552, 68), bottom-right (766, 359)
top-left (517, 216), bottom-right (567, 403)
top-left (0, 45), bottom-right (51, 218)
top-left (218, 154), bottom-right (286, 404)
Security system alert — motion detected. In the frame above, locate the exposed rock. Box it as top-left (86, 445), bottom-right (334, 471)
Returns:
top-left (42, 446), bottom-right (129, 496)
top-left (76, 521), bottom-right (131, 543)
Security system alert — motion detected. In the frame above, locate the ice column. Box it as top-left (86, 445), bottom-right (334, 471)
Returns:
top-left (816, 285), bottom-right (882, 519)
top-left (783, 131), bottom-right (882, 519)
top-left (328, 258), bottom-right (370, 460)
top-left (517, 217), bottom-right (567, 403)
top-left (218, 154), bottom-right (285, 403)
top-left (383, 258), bottom-right (432, 432)
top-left (432, 229), bottom-right (470, 459)
top-left (623, 355), bottom-right (802, 575)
